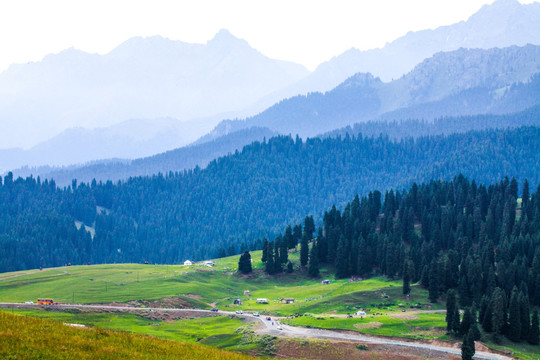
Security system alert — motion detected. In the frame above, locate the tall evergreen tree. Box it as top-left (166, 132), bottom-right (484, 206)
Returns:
top-left (460, 307), bottom-right (474, 337)
top-left (491, 287), bottom-right (507, 343)
top-left (308, 241), bottom-right (320, 278)
top-left (508, 287), bottom-right (522, 342)
top-left (265, 241), bottom-right (275, 275)
top-left (335, 236), bottom-right (349, 279)
top-left (461, 329), bottom-right (476, 360)
top-left (519, 292), bottom-right (530, 341)
top-left (261, 238), bottom-right (269, 263)
top-left (446, 289), bottom-right (459, 334)
top-left (304, 216), bottom-right (315, 240)
top-left (238, 251), bottom-right (252, 274)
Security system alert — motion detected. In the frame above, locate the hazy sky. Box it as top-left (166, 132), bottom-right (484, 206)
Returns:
top-left (0, 0), bottom-right (536, 72)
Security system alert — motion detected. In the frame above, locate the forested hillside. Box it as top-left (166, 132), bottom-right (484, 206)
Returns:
top-left (1, 126), bottom-right (540, 272)
top-left (265, 175), bottom-right (540, 343)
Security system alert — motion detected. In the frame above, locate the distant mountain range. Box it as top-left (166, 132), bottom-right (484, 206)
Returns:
top-left (2, 0), bottom-right (540, 172)
top-left (0, 29), bottom-right (307, 149)
top-left (205, 44), bottom-right (540, 140)
top-left (257, 0), bottom-right (540, 103)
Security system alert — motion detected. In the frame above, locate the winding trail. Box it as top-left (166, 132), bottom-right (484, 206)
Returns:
top-left (0, 302), bottom-right (514, 360)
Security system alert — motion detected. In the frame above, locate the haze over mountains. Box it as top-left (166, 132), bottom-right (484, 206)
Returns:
top-left (0, 29), bottom-right (308, 149)
top-left (1, 0), bottom-right (540, 174)
top-left (201, 44), bottom-right (540, 142)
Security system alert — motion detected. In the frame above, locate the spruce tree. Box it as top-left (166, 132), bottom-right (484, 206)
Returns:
top-left (300, 232), bottom-right (309, 267)
top-left (265, 242), bottom-right (275, 275)
top-left (261, 238), bottom-right (269, 263)
top-left (508, 287), bottom-right (521, 342)
top-left (460, 307), bottom-right (473, 337)
top-left (308, 241), bottom-right (320, 278)
top-left (461, 329), bottom-right (476, 360)
top-left (446, 289), bottom-right (459, 334)
top-left (238, 251), bottom-right (252, 274)
top-left (519, 292), bottom-right (530, 341)
top-left (335, 237), bottom-right (349, 279)
top-left (528, 309), bottom-right (539, 345)
top-left (491, 287), bottom-right (506, 343)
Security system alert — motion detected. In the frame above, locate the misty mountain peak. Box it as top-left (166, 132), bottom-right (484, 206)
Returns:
top-left (207, 29), bottom-right (250, 49)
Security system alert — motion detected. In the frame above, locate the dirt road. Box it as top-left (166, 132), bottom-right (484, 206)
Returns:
top-left (0, 302), bottom-right (514, 360)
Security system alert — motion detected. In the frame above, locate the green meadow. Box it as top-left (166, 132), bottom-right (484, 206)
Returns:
top-left (0, 251), bottom-right (439, 317)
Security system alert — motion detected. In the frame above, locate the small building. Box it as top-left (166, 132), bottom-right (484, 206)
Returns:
top-left (204, 261), bottom-right (214, 267)
top-left (356, 311), bottom-right (366, 316)
top-left (256, 298), bottom-right (269, 304)
top-left (183, 260), bottom-right (193, 266)
top-left (233, 298), bottom-right (243, 305)
top-left (244, 290), bottom-right (251, 296)
top-left (321, 279), bottom-right (331, 285)
top-left (281, 298), bottom-right (295, 304)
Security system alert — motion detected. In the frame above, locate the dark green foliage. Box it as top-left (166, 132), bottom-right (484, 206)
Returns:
top-left (261, 238), bottom-right (268, 263)
top-left (460, 307), bottom-right (474, 337)
top-left (286, 261), bottom-right (294, 273)
top-left (528, 310), bottom-right (539, 345)
top-left (265, 242), bottom-right (275, 275)
top-left (519, 292), bottom-right (530, 341)
top-left (238, 251), bottom-right (252, 274)
top-left (308, 242), bottom-right (320, 278)
top-left (446, 289), bottom-right (459, 334)
top-left (2, 126), bottom-right (540, 273)
top-left (508, 287), bottom-right (521, 342)
top-left (461, 329), bottom-right (476, 360)
top-left (491, 288), bottom-right (507, 343)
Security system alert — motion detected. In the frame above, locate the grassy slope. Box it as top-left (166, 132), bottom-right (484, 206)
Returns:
top-left (0, 251), bottom-right (439, 316)
top-left (0, 310), bottom-right (256, 360)
top-left (2, 253), bottom-right (538, 359)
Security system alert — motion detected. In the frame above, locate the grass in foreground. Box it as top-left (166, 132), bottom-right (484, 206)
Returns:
top-left (0, 310), bottom-right (257, 360)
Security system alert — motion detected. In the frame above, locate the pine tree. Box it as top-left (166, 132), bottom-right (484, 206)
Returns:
top-left (429, 259), bottom-right (439, 303)
top-left (300, 232), bottom-right (309, 267)
top-left (261, 238), bottom-right (268, 263)
top-left (528, 309), bottom-right (539, 345)
top-left (508, 287), bottom-right (521, 342)
top-left (461, 329), bottom-right (476, 360)
top-left (304, 215), bottom-right (315, 240)
top-left (308, 241), bottom-right (320, 278)
top-left (446, 289), bottom-right (459, 334)
top-left (519, 292), bottom-right (530, 341)
top-left (238, 251), bottom-right (252, 274)
top-left (335, 236), bottom-right (349, 279)
top-left (460, 307), bottom-right (473, 337)
top-left (491, 287), bottom-right (506, 343)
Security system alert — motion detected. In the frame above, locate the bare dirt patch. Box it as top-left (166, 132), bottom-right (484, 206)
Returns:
top-left (353, 321), bottom-right (382, 329)
top-left (389, 313), bottom-right (419, 320)
top-left (275, 339), bottom-right (459, 360)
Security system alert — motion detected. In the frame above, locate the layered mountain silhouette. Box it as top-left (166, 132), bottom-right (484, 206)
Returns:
top-left (0, 29), bottom-right (307, 149)
top-left (204, 44), bottom-right (540, 140)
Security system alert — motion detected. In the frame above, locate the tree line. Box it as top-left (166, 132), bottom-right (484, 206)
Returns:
top-left (1, 126), bottom-right (540, 272)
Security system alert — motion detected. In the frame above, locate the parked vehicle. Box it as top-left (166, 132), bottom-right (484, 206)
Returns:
top-left (24, 301), bottom-right (34, 304)
top-left (210, 308), bottom-right (219, 312)
top-left (235, 310), bottom-right (243, 314)
top-left (252, 312), bottom-right (260, 317)
top-left (37, 298), bottom-right (54, 305)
